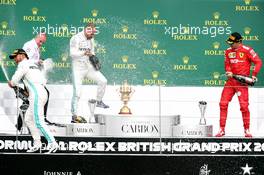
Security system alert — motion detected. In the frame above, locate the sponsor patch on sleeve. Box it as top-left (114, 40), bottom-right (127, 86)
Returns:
top-left (249, 49), bottom-right (257, 58)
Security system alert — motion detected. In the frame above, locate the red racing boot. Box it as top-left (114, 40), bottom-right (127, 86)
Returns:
top-left (215, 127), bottom-right (225, 137)
top-left (244, 129), bottom-right (252, 138)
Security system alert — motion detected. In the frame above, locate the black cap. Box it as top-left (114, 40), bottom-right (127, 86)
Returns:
top-left (9, 49), bottom-right (29, 59)
top-left (226, 32), bottom-right (243, 45)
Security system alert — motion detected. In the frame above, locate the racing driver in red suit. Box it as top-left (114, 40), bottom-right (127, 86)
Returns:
top-left (215, 32), bottom-right (262, 138)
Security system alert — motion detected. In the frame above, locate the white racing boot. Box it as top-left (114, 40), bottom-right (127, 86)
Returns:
top-left (44, 142), bottom-right (59, 154)
top-left (27, 140), bottom-right (42, 153)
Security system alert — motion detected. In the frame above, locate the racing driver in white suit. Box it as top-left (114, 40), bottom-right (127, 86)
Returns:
top-left (22, 33), bottom-right (54, 125)
top-left (8, 49), bottom-right (58, 154)
top-left (70, 23), bottom-right (109, 123)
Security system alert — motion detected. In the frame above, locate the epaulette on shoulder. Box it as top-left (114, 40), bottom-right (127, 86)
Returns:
top-left (242, 45), bottom-right (250, 50)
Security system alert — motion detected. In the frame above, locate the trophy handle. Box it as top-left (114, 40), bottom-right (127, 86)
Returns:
top-left (131, 88), bottom-right (135, 96)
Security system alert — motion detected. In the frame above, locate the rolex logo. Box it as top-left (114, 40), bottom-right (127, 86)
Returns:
top-left (61, 53), bottom-right (68, 62)
top-left (92, 9), bottom-right (98, 17)
top-left (122, 25), bottom-right (128, 33)
top-left (244, 0), bottom-right (252, 5)
top-left (152, 11), bottom-right (159, 19)
top-left (152, 71), bottom-right (159, 79)
top-left (244, 27), bottom-right (251, 35)
top-left (213, 12), bottom-right (220, 20)
top-left (213, 72), bottom-right (220, 79)
top-left (152, 41), bottom-right (159, 49)
top-left (121, 55), bottom-right (129, 63)
top-left (32, 7), bottom-right (38, 15)
top-left (182, 56), bottom-right (190, 64)
top-left (213, 42), bottom-right (220, 49)
top-left (1, 21), bottom-right (8, 29)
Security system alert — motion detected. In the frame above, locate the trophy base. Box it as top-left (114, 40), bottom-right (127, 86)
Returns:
top-left (119, 106), bottom-right (132, 115)
top-left (199, 118), bottom-right (206, 125)
top-left (89, 116), bottom-right (96, 123)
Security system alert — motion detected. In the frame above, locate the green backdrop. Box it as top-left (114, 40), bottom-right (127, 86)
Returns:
top-left (0, 0), bottom-right (263, 87)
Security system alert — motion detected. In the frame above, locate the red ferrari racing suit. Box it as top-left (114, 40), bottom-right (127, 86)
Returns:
top-left (219, 44), bottom-right (262, 129)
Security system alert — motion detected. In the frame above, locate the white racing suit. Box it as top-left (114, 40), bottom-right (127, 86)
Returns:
top-left (23, 39), bottom-right (52, 121)
top-left (70, 31), bottom-right (107, 116)
top-left (22, 39), bottom-right (49, 84)
top-left (10, 59), bottom-right (56, 145)
top-left (23, 39), bottom-right (41, 62)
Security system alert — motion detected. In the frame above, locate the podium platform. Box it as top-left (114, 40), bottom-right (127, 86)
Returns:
top-left (49, 114), bottom-right (181, 137)
top-left (101, 114), bottom-right (180, 137)
top-left (172, 124), bottom-right (213, 137)
top-left (47, 115), bottom-right (214, 137)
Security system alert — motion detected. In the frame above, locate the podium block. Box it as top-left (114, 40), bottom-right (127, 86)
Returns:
top-left (48, 125), bottom-right (67, 136)
top-left (172, 125), bottom-right (213, 137)
top-left (99, 114), bottom-right (180, 137)
top-left (63, 114), bottom-right (180, 137)
top-left (66, 123), bottom-right (104, 136)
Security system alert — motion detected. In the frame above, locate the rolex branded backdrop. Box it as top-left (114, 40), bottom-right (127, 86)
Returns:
top-left (0, 0), bottom-right (263, 86)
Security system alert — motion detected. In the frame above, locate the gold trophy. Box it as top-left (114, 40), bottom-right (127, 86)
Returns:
top-left (118, 80), bottom-right (134, 115)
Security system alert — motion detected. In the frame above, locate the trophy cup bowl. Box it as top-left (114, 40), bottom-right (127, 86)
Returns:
top-left (118, 80), bottom-right (134, 115)
top-left (88, 99), bottom-right (97, 123)
top-left (199, 101), bottom-right (207, 125)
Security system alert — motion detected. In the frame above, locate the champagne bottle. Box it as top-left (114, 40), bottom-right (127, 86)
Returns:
top-left (232, 74), bottom-right (255, 86)
top-left (13, 86), bottom-right (29, 102)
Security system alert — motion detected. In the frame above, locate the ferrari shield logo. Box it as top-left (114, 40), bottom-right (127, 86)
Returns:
top-left (239, 52), bottom-right (244, 58)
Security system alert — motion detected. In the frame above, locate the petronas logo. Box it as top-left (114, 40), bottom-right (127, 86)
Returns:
top-left (61, 53), bottom-right (68, 62)
top-left (182, 56), bottom-right (190, 64)
top-left (244, 0), bottom-right (252, 5)
top-left (152, 41), bottom-right (159, 49)
top-left (244, 27), bottom-right (251, 35)
top-left (152, 11), bottom-right (159, 19)
top-left (122, 25), bottom-right (128, 33)
top-left (213, 12), bottom-right (220, 20)
top-left (152, 71), bottom-right (159, 79)
top-left (32, 7), bottom-right (38, 15)
top-left (213, 42), bottom-right (220, 49)
top-left (121, 55), bottom-right (129, 63)
top-left (213, 72), bottom-right (220, 79)
top-left (92, 9), bottom-right (98, 17)
top-left (1, 21), bottom-right (8, 29)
